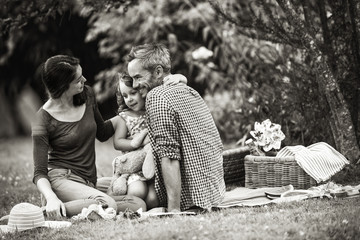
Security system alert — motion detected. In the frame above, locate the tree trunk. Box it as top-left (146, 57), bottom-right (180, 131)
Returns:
top-left (348, 0), bottom-right (360, 145)
top-left (277, 0), bottom-right (360, 163)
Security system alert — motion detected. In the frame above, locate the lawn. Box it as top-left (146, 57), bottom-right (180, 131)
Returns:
top-left (0, 137), bottom-right (359, 240)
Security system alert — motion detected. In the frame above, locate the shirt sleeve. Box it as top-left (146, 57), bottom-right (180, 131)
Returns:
top-left (32, 111), bottom-right (50, 184)
top-left (87, 86), bottom-right (115, 142)
top-left (146, 90), bottom-right (181, 161)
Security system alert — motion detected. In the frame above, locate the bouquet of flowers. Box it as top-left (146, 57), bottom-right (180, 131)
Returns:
top-left (248, 119), bottom-right (285, 154)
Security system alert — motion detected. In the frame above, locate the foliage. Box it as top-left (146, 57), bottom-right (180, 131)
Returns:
top-left (0, 0), bottom-right (136, 68)
top-left (1, 0), bottom-right (359, 151)
top-left (207, 0), bottom-right (360, 152)
top-left (83, 0), bottom-right (218, 101)
top-left (84, 0), bottom-right (358, 149)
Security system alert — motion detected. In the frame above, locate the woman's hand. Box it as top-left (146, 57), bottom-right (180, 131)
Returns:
top-left (36, 178), bottom-right (66, 218)
top-left (46, 196), bottom-right (67, 218)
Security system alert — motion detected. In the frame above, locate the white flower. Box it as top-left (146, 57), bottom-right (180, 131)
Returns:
top-left (250, 119), bottom-right (285, 152)
top-left (192, 46), bottom-right (213, 60)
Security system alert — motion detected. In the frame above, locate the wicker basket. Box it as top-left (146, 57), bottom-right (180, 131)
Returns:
top-left (244, 155), bottom-right (317, 189)
top-left (222, 147), bottom-right (249, 185)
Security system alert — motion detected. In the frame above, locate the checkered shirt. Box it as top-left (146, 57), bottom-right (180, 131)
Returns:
top-left (146, 85), bottom-right (226, 211)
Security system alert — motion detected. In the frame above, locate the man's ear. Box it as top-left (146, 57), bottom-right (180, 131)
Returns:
top-left (153, 65), bottom-right (164, 78)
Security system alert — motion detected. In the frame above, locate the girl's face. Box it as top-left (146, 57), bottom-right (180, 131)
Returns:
top-left (65, 65), bottom-right (86, 96)
top-left (119, 81), bottom-right (145, 112)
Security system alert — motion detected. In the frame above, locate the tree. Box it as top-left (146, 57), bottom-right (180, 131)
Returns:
top-left (2, 0), bottom-right (359, 164)
top-left (209, 0), bottom-right (360, 163)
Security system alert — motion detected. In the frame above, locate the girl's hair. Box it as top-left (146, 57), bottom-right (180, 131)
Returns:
top-left (41, 55), bottom-right (86, 106)
top-left (127, 43), bottom-right (171, 73)
top-left (115, 72), bottom-right (134, 113)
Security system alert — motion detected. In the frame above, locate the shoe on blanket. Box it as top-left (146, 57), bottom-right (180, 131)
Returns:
top-left (329, 190), bottom-right (347, 198)
top-left (345, 189), bottom-right (359, 197)
top-left (185, 206), bottom-right (207, 214)
top-left (265, 185), bottom-right (294, 199)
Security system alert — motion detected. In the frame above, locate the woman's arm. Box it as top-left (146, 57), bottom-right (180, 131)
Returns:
top-left (32, 133), bottom-right (65, 217)
top-left (88, 86), bottom-right (115, 141)
top-left (37, 178), bottom-right (66, 217)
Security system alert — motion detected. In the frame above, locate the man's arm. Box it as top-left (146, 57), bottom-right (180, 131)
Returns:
top-left (161, 157), bottom-right (181, 212)
top-left (146, 89), bottom-right (182, 211)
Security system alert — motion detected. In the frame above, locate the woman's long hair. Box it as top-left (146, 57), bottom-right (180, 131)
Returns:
top-left (41, 55), bottom-right (86, 106)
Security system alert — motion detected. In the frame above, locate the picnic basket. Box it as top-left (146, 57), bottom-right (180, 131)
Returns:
top-left (222, 146), bottom-right (249, 185)
top-left (244, 155), bottom-right (317, 189)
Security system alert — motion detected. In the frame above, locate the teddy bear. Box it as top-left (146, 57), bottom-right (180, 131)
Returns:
top-left (107, 143), bottom-right (155, 196)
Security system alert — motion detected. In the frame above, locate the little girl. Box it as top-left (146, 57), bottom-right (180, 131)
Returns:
top-left (111, 72), bottom-right (187, 206)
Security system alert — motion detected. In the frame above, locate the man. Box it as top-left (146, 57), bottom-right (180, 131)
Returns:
top-left (127, 43), bottom-right (225, 212)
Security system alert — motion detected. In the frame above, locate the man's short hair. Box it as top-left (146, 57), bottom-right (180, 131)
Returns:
top-left (128, 43), bottom-right (171, 73)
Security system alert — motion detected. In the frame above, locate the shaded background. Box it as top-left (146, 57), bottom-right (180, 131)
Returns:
top-left (1, 0), bottom-right (359, 161)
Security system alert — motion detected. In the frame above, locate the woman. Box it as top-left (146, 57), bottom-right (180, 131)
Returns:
top-left (32, 55), bottom-right (146, 218)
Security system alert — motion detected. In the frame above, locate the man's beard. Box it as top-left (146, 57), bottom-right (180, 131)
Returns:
top-left (141, 73), bottom-right (163, 91)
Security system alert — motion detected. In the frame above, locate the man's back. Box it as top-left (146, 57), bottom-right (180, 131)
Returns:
top-left (146, 85), bottom-right (226, 210)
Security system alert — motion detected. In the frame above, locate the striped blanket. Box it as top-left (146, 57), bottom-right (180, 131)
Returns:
top-left (276, 142), bottom-right (349, 183)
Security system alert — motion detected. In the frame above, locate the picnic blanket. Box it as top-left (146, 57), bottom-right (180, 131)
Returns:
top-left (276, 142), bottom-right (349, 183)
top-left (217, 182), bottom-right (360, 208)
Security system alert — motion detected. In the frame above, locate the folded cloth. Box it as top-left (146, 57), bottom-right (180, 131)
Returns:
top-left (217, 185), bottom-right (293, 207)
top-left (137, 208), bottom-right (196, 218)
top-left (276, 142), bottom-right (349, 183)
top-left (71, 204), bottom-right (116, 221)
top-left (217, 183), bottom-right (360, 208)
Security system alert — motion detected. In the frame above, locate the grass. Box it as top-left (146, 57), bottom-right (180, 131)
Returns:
top-left (0, 137), bottom-right (360, 240)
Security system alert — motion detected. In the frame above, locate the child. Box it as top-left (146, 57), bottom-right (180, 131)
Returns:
top-left (111, 72), bottom-right (187, 204)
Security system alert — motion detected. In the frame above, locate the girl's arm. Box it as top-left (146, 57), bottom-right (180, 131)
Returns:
top-left (113, 116), bottom-right (148, 151)
top-left (163, 74), bottom-right (187, 86)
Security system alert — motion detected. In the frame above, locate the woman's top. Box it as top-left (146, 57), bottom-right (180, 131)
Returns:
top-left (32, 86), bottom-right (114, 185)
top-left (119, 111), bottom-right (147, 138)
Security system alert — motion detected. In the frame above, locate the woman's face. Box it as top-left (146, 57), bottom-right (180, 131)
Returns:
top-left (66, 65), bottom-right (86, 97)
top-left (119, 81), bottom-right (145, 112)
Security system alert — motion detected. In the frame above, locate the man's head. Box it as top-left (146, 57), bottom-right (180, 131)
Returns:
top-left (127, 43), bottom-right (171, 91)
